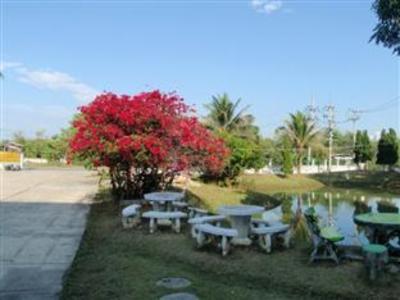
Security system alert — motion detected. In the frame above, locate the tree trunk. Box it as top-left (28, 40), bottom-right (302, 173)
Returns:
top-left (297, 151), bottom-right (303, 175)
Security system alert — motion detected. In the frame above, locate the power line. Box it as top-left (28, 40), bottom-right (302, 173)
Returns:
top-left (347, 109), bottom-right (361, 147)
top-left (344, 96), bottom-right (399, 143)
top-left (357, 96), bottom-right (399, 114)
top-left (305, 96), bottom-right (320, 124)
top-left (305, 97), bottom-right (319, 164)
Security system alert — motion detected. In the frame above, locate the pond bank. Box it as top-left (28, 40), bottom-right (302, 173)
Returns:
top-left (313, 171), bottom-right (400, 195)
top-left (187, 172), bottom-right (400, 213)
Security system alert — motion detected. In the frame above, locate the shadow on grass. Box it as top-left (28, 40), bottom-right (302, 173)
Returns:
top-left (61, 192), bottom-right (400, 300)
top-left (241, 191), bottom-right (281, 209)
top-left (186, 189), bottom-right (281, 212)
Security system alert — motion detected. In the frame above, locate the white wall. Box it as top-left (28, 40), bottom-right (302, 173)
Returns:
top-left (24, 158), bottom-right (48, 164)
top-left (293, 164), bottom-right (359, 174)
top-left (245, 163), bottom-right (361, 175)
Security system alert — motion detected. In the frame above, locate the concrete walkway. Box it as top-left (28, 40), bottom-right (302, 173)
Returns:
top-left (0, 168), bottom-right (98, 300)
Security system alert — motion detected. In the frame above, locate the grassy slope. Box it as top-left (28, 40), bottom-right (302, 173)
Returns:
top-left (188, 174), bottom-right (324, 212)
top-left (243, 174), bottom-right (324, 193)
top-left (62, 200), bottom-right (400, 300)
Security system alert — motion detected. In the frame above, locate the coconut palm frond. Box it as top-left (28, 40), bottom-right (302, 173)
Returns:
top-left (205, 93), bottom-right (253, 135)
top-left (282, 111), bottom-right (319, 173)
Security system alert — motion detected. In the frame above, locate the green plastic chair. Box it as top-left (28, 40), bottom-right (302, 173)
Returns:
top-left (304, 207), bottom-right (344, 264)
top-left (362, 244), bottom-right (388, 280)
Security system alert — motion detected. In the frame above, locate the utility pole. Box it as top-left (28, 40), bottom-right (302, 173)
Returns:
top-left (324, 105), bottom-right (335, 173)
top-left (306, 97), bottom-right (319, 122)
top-left (348, 109), bottom-right (361, 147)
top-left (305, 97), bottom-right (319, 165)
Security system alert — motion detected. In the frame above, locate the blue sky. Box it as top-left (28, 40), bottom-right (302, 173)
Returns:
top-left (1, 0), bottom-right (398, 139)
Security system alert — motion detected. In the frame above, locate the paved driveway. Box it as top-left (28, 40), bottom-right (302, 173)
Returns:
top-left (0, 168), bottom-right (98, 300)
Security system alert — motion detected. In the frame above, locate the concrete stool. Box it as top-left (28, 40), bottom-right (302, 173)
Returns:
top-left (188, 215), bottom-right (226, 238)
top-left (121, 204), bottom-right (141, 228)
top-left (188, 207), bottom-right (208, 219)
top-left (363, 244), bottom-right (388, 280)
top-left (195, 223), bottom-right (238, 256)
top-left (142, 211), bottom-right (187, 233)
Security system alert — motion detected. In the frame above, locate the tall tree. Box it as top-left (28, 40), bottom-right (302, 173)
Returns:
top-left (370, 0), bottom-right (400, 55)
top-left (204, 93), bottom-right (257, 138)
top-left (377, 128), bottom-right (399, 167)
top-left (333, 130), bottom-right (354, 155)
top-left (282, 111), bottom-right (318, 174)
top-left (353, 130), bottom-right (373, 168)
top-left (281, 138), bottom-right (294, 176)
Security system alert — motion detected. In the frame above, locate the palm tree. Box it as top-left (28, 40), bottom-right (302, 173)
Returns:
top-left (204, 93), bottom-right (255, 137)
top-left (282, 111), bottom-right (318, 174)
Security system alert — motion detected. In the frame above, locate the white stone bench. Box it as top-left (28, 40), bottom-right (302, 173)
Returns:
top-left (188, 207), bottom-right (209, 218)
top-left (142, 211), bottom-right (187, 233)
top-left (188, 215), bottom-right (226, 238)
top-left (251, 219), bottom-right (291, 253)
top-left (121, 204), bottom-right (141, 228)
top-left (194, 223), bottom-right (238, 256)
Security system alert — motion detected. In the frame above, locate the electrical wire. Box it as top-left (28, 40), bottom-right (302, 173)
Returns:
top-left (357, 96), bottom-right (399, 114)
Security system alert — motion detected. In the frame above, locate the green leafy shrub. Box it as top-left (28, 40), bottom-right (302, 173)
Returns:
top-left (203, 131), bottom-right (266, 184)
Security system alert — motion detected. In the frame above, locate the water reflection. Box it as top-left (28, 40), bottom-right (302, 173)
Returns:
top-left (254, 189), bottom-right (400, 246)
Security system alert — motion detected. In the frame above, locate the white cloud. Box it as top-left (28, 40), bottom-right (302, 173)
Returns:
top-left (251, 0), bottom-right (283, 14)
top-left (0, 61), bottom-right (22, 72)
top-left (17, 68), bottom-right (98, 103)
top-left (0, 61), bottom-right (98, 102)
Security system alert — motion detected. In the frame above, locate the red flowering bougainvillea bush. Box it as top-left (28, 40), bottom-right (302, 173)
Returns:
top-left (69, 90), bottom-right (229, 199)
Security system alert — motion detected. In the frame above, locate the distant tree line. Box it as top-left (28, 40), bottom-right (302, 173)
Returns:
top-left (4, 128), bottom-right (73, 162)
top-left (4, 93), bottom-right (399, 180)
top-left (202, 93), bottom-right (400, 181)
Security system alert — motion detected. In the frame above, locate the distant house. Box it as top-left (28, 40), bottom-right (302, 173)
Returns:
top-left (0, 142), bottom-right (24, 169)
top-left (3, 142), bottom-right (23, 153)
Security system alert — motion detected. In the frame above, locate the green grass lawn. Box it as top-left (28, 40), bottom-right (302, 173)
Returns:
top-left (241, 174), bottom-right (324, 193)
top-left (62, 197), bottom-right (400, 300)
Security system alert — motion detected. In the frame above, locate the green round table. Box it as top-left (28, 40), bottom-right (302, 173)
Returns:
top-left (354, 213), bottom-right (400, 244)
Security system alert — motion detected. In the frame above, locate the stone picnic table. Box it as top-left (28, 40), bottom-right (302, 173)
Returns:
top-left (354, 213), bottom-right (400, 244)
top-left (218, 204), bottom-right (265, 245)
top-left (144, 191), bottom-right (184, 211)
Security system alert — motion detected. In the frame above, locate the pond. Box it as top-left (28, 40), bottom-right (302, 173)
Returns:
top-left (256, 188), bottom-right (400, 246)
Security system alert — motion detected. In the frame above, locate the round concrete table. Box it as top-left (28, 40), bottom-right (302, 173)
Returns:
top-left (144, 192), bottom-right (184, 211)
top-left (354, 213), bottom-right (400, 244)
top-left (218, 204), bottom-right (265, 245)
